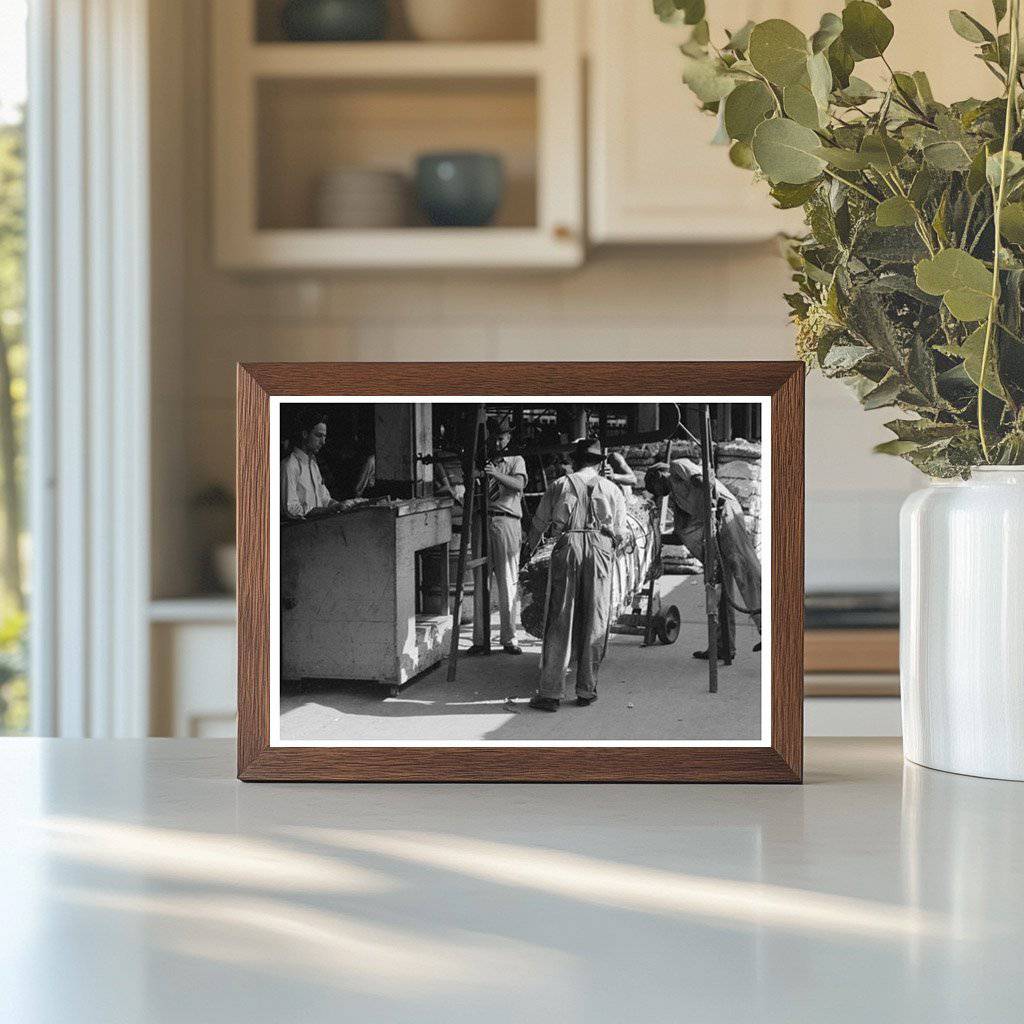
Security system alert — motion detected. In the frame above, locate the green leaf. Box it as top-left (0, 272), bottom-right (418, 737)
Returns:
top-left (909, 165), bottom-right (936, 205)
top-left (724, 20), bottom-right (755, 53)
top-left (827, 35), bottom-right (855, 89)
top-left (689, 20), bottom-right (710, 46)
top-left (986, 150), bottom-right (1024, 190)
top-left (748, 19), bottom-right (810, 87)
top-left (923, 141), bottom-right (973, 171)
top-left (723, 81), bottom-right (775, 143)
top-left (654, 0), bottom-right (705, 25)
top-left (959, 324), bottom-right (1007, 398)
top-left (967, 142), bottom-right (993, 193)
top-left (770, 179), bottom-right (820, 209)
top-left (994, 0), bottom-right (1008, 24)
top-left (914, 249), bottom-right (994, 321)
top-left (681, 55), bottom-right (737, 103)
top-left (752, 117), bottom-right (827, 184)
top-left (728, 140), bottom-right (757, 170)
top-left (835, 76), bottom-right (878, 105)
top-left (862, 374), bottom-right (902, 410)
top-left (948, 10), bottom-right (993, 44)
top-left (884, 418), bottom-right (963, 443)
top-left (1000, 202), bottom-right (1024, 242)
top-left (874, 439), bottom-right (921, 456)
top-left (783, 83), bottom-right (822, 128)
top-left (860, 133), bottom-right (905, 173)
top-left (912, 71), bottom-right (935, 105)
top-left (810, 12), bottom-right (843, 54)
top-left (842, 1), bottom-right (894, 60)
top-left (807, 51), bottom-right (833, 110)
top-left (814, 145), bottom-right (872, 170)
top-left (875, 196), bottom-right (918, 228)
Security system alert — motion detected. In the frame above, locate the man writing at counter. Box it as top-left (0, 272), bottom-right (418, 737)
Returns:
top-left (281, 413), bottom-right (344, 520)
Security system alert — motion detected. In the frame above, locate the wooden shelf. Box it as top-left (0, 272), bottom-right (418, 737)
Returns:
top-left (212, 0), bottom-right (583, 269)
top-left (804, 628), bottom-right (900, 675)
top-left (218, 227), bottom-right (577, 270)
top-left (248, 42), bottom-right (544, 79)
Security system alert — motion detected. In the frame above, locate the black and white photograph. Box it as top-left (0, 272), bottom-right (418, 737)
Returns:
top-left (270, 397), bottom-right (770, 746)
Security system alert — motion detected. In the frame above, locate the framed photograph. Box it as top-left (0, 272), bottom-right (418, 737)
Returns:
top-left (237, 362), bottom-right (804, 782)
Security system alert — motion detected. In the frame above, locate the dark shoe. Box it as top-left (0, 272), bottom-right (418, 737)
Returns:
top-left (576, 694), bottom-right (598, 707)
top-left (528, 695), bottom-right (559, 712)
top-left (753, 642), bottom-right (762, 653)
top-left (502, 643), bottom-right (524, 655)
top-left (465, 643), bottom-right (489, 656)
top-left (693, 648), bottom-right (734, 665)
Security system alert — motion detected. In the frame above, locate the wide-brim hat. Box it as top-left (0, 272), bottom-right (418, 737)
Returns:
top-left (487, 414), bottom-right (513, 435)
top-left (571, 437), bottom-right (604, 464)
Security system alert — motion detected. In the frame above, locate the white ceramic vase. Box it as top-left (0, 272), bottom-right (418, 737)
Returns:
top-left (900, 467), bottom-right (1024, 780)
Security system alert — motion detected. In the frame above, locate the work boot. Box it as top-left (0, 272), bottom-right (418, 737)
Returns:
top-left (528, 695), bottom-right (559, 712)
top-left (576, 694), bottom-right (598, 707)
top-left (502, 643), bottom-right (524, 655)
top-left (693, 648), bottom-right (734, 666)
top-left (465, 643), bottom-right (490, 656)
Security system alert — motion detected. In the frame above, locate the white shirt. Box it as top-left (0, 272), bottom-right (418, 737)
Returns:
top-left (486, 454), bottom-right (528, 517)
top-left (281, 448), bottom-right (333, 518)
top-left (532, 471), bottom-right (626, 541)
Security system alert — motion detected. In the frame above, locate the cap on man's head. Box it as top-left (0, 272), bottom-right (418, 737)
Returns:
top-left (487, 414), bottom-right (513, 435)
top-left (644, 462), bottom-right (671, 495)
top-left (571, 437), bottom-right (604, 465)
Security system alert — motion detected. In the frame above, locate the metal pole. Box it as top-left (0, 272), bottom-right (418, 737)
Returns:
top-left (699, 405), bottom-right (720, 694)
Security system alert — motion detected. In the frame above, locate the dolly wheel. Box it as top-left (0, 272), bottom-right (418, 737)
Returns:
top-left (655, 605), bottom-right (681, 645)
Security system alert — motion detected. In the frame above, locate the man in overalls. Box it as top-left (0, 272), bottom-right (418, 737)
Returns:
top-left (527, 438), bottom-right (626, 712)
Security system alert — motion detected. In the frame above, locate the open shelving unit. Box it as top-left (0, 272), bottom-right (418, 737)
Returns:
top-left (212, 0), bottom-right (583, 268)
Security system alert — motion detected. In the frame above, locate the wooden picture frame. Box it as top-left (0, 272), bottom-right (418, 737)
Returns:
top-left (237, 362), bottom-right (804, 782)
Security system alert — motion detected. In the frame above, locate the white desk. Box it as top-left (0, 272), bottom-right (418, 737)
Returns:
top-left (2, 738), bottom-right (1021, 1023)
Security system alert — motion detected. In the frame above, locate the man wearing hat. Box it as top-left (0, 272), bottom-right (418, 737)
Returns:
top-left (469, 414), bottom-right (528, 655)
top-left (526, 438), bottom-right (627, 711)
top-left (645, 458), bottom-right (761, 661)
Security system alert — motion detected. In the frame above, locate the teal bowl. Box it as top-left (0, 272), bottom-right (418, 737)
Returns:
top-left (281, 0), bottom-right (388, 42)
top-left (415, 152), bottom-right (505, 228)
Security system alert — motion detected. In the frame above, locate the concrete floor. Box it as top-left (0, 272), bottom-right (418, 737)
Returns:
top-left (279, 574), bottom-right (763, 743)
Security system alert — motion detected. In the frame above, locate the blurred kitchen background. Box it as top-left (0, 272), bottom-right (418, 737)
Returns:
top-left (2, 0), bottom-right (998, 739)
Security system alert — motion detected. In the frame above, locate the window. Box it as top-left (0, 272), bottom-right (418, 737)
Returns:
top-left (0, 0), bottom-right (28, 734)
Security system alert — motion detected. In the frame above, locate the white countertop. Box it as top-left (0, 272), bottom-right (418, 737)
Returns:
top-left (2, 738), bottom-right (1021, 1023)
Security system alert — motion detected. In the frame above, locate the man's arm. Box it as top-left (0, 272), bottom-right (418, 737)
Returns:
top-left (281, 459), bottom-right (305, 519)
top-left (604, 451), bottom-right (637, 487)
top-left (483, 454), bottom-right (526, 493)
top-left (528, 485), bottom-right (555, 550)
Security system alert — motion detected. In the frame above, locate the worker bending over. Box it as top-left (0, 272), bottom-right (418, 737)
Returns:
top-left (469, 415), bottom-right (528, 656)
top-left (528, 438), bottom-right (626, 712)
top-left (645, 458), bottom-right (761, 660)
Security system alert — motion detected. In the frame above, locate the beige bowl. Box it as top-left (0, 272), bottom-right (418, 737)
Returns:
top-left (315, 168), bottom-right (410, 228)
top-left (404, 0), bottom-right (534, 42)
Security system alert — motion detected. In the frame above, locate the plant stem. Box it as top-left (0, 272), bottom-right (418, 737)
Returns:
top-left (821, 167), bottom-right (879, 203)
top-left (979, 0), bottom-right (1021, 462)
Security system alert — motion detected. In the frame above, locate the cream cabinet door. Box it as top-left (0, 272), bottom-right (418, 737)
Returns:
top-left (588, 1), bottom-right (815, 243)
top-left (587, 1), bottom-right (1000, 244)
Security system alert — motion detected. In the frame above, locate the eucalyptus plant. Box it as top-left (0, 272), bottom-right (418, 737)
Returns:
top-left (658, 0), bottom-right (1024, 474)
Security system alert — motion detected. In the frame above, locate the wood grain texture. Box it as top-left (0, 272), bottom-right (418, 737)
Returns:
top-left (805, 629), bottom-right (899, 675)
top-left (236, 361), bottom-right (805, 783)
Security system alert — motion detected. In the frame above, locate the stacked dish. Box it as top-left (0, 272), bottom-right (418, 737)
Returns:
top-left (314, 167), bottom-right (409, 228)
